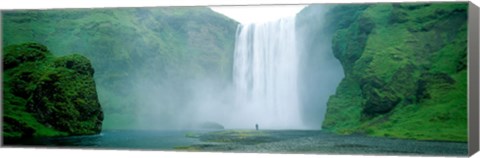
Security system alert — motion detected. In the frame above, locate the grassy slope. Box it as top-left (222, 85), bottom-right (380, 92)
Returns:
top-left (2, 7), bottom-right (238, 129)
top-left (321, 3), bottom-right (467, 142)
top-left (3, 91), bottom-right (67, 137)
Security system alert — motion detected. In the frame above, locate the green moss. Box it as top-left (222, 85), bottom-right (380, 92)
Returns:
top-left (185, 132), bottom-right (200, 138)
top-left (3, 43), bottom-right (103, 138)
top-left (320, 3), bottom-right (468, 142)
top-left (322, 78), bottom-right (363, 133)
top-left (3, 92), bottom-right (68, 137)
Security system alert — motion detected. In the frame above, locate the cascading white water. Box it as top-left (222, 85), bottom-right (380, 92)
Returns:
top-left (231, 16), bottom-right (304, 129)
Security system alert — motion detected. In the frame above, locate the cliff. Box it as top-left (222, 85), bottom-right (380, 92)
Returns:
top-left (3, 43), bottom-right (103, 138)
top-left (318, 3), bottom-right (467, 142)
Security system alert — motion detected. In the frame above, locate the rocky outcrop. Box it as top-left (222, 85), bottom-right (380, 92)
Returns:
top-left (3, 43), bottom-right (103, 137)
top-left (301, 3), bottom-right (468, 142)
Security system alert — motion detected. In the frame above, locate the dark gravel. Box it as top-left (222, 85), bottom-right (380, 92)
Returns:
top-left (185, 130), bottom-right (468, 156)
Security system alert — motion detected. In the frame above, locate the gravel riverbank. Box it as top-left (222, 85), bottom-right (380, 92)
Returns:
top-left (179, 130), bottom-right (467, 156)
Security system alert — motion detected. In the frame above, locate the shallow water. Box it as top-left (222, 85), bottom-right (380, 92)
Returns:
top-left (3, 130), bottom-right (468, 156)
top-left (3, 130), bottom-right (209, 150)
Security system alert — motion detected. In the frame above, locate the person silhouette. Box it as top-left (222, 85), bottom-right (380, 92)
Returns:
top-left (255, 123), bottom-right (259, 131)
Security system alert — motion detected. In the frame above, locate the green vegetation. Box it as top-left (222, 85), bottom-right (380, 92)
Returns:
top-left (311, 3), bottom-right (468, 142)
top-left (3, 4), bottom-right (467, 144)
top-left (185, 131), bottom-right (200, 138)
top-left (2, 7), bottom-right (238, 129)
top-left (3, 43), bottom-right (103, 138)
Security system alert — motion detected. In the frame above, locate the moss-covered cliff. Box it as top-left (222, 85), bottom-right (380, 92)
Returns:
top-left (299, 3), bottom-right (467, 141)
top-left (2, 7), bottom-right (238, 129)
top-left (316, 3), bottom-right (467, 142)
top-left (3, 43), bottom-right (103, 138)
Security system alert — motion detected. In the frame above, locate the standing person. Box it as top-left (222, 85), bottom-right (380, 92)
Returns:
top-left (255, 123), bottom-right (259, 130)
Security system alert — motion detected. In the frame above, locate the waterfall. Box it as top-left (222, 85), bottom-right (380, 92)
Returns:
top-left (231, 16), bottom-right (304, 129)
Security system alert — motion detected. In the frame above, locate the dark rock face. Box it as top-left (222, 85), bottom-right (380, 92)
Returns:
top-left (3, 43), bottom-right (103, 137)
top-left (361, 78), bottom-right (401, 117)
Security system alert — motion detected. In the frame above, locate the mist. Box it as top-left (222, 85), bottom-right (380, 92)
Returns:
top-left (131, 76), bottom-right (236, 130)
top-left (296, 5), bottom-right (345, 129)
top-left (99, 5), bottom-right (345, 130)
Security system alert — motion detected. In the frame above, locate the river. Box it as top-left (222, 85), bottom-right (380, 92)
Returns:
top-left (3, 130), bottom-right (468, 156)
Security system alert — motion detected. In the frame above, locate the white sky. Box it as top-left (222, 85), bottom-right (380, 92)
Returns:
top-left (210, 5), bottom-right (307, 24)
top-left (1, 0), bottom-right (474, 24)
